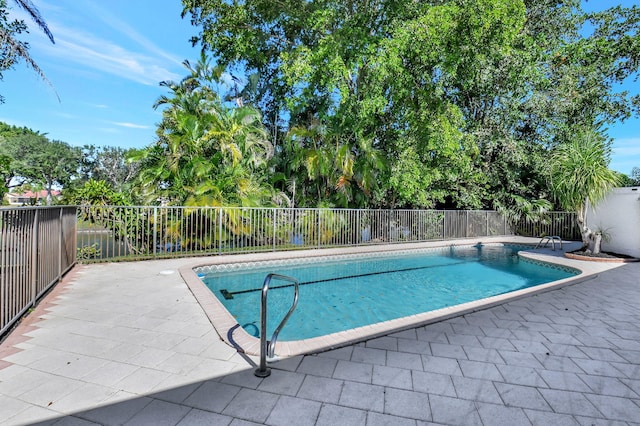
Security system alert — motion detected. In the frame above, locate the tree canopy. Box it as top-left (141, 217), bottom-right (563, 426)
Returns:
top-left (181, 0), bottom-right (640, 213)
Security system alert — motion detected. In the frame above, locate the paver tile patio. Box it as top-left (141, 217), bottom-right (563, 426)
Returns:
top-left (1, 241), bottom-right (640, 425)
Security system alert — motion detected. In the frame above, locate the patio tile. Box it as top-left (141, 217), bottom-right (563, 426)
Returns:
top-left (538, 370), bottom-right (591, 392)
top-left (182, 381), bottom-right (241, 412)
top-left (578, 347), bottom-right (627, 363)
top-left (389, 329), bottom-right (418, 340)
top-left (49, 383), bottom-right (118, 414)
top-left (315, 404), bottom-right (366, 426)
top-left (123, 399), bottom-right (191, 426)
top-left (538, 389), bottom-right (601, 417)
top-left (429, 394), bottom-right (482, 425)
top-left (51, 416), bottom-right (103, 425)
top-left (338, 381), bottom-right (385, 412)
top-left (76, 395), bottom-right (154, 425)
top-left (371, 365), bottom-right (412, 390)
top-left (495, 365), bottom-right (548, 388)
top-left (296, 375), bottom-right (343, 404)
top-left (614, 349), bottom-right (640, 364)
top-left (17, 374), bottom-right (85, 407)
top-left (542, 343), bottom-right (588, 358)
top-left (383, 388), bottom-right (431, 422)
top-left (523, 409), bottom-right (579, 426)
top-left (475, 402), bottom-right (531, 426)
top-left (5, 405), bottom-right (61, 426)
top-left (446, 333), bottom-right (482, 347)
top-left (114, 367), bottom-right (172, 395)
top-left (458, 359), bottom-right (503, 381)
top-left (256, 370), bottom-right (305, 396)
top-left (315, 346), bottom-right (353, 360)
top-left (397, 338), bottom-right (431, 355)
top-left (478, 336), bottom-right (516, 351)
top-left (573, 416), bottom-right (629, 426)
top-left (416, 329), bottom-right (448, 344)
top-left (421, 355), bottom-right (462, 376)
top-left (430, 343), bottom-right (467, 360)
top-left (451, 376), bottom-right (502, 404)
top-left (571, 358), bottom-right (627, 378)
top-left (533, 354), bottom-right (583, 373)
top-left (583, 393), bottom-right (640, 423)
top-left (222, 388), bottom-right (279, 424)
top-left (509, 339), bottom-right (548, 354)
top-left (265, 395), bottom-right (321, 426)
top-left (0, 394), bottom-right (34, 423)
top-left (366, 336), bottom-right (398, 351)
top-left (332, 360), bottom-right (373, 383)
top-left (81, 362), bottom-right (140, 387)
top-left (365, 411), bottom-right (417, 426)
top-left (494, 382), bottom-right (550, 411)
top-left (578, 374), bottom-right (638, 398)
top-left (176, 408), bottom-right (233, 426)
top-left (480, 326), bottom-right (514, 339)
top-left (351, 347), bottom-right (387, 366)
top-left (386, 351), bottom-right (423, 370)
top-left (411, 370), bottom-right (456, 397)
top-left (152, 382), bottom-right (202, 404)
top-left (464, 346), bottom-right (504, 364)
top-left (296, 355), bottom-right (337, 378)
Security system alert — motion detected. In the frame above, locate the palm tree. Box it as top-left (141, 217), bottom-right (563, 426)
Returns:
top-left (550, 128), bottom-right (621, 254)
top-left (0, 0), bottom-right (56, 100)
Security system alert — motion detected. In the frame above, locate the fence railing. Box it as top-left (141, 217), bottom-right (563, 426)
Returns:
top-left (76, 207), bottom-right (515, 262)
top-left (1, 206), bottom-right (77, 337)
top-left (514, 211), bottom-right (581, 241)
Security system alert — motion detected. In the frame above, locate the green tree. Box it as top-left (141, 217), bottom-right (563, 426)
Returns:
top-left (78, 145), bottom-right (141, 193)
top-left (0, 0), bottom-right (56, 102)
top-left (135, 54), bottom-right (278, 207)
top-left (0, 122), bottom-right (81, 205)
top-left (184, 0), bottom-right (640, 213)
top-left (550, 128), bottom-right (621, 254)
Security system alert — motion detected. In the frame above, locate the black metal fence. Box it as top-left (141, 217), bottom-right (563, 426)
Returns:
top-left (1, 206), bottom-right (76, 336)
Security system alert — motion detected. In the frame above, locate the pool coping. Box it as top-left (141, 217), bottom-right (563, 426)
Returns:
top-left (179, 236), bottom-right (616, 358)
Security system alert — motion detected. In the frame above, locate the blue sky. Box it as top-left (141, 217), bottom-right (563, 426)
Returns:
top-left (1, 0), bottom-right (639, 175)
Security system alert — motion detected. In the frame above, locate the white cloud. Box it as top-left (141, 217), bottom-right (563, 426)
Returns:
top-left (112, 122), bottom-right (151, 129)
top-left (20, 9), bottom-right (182, 86)
top-left (611, 137), bottom-right (640, 174)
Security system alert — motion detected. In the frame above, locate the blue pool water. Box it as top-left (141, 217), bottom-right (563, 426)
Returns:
top-left (198, 245), bottom-right (577, 340)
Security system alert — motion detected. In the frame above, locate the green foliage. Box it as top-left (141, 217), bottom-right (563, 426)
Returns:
top-left (0, 122), bottom-right (81, 204)
top-left (550, 128), bottom-right (621, 250)
top-left (182, 0), bottom-right (639, 216)
top-left (134, 54), bottom-right (279, 207)
top-left (64, 179), bottom-right (129, 206)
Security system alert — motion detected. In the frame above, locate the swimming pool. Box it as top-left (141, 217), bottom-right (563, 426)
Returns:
top-left (194, 243), bottom-right (579, 347)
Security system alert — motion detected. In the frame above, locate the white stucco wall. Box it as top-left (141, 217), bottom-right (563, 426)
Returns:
top-left (586, 187), bottom-right (640, 258)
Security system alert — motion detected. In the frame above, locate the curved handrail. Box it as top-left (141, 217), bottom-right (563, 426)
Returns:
top-left (255, 273), bottom-right (299, 377)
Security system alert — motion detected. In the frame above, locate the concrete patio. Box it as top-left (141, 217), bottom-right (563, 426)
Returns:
top-left (1, 243), bottom-right (640, 425)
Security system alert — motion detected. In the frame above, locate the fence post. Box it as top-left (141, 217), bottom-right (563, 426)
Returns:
top-left (486, 212), bottom-right (489, 237)
top-left (58, 207), bottom-right (63, 280)
top-left (218, 208), bottom-right (223, 255)
top-left (272, 209), bottom-right (276, 252)
top-left (443, 211), bottom-right (447, 240)
top-left (466, 211), bottom-right (469, 238)
top-left (30, 209), bottom-right (39, 308)
top-left (152, 207), bottom-right (158, 256)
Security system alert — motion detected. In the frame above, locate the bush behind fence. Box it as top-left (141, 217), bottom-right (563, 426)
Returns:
top-left (75, 206), bottom-right (538, 262)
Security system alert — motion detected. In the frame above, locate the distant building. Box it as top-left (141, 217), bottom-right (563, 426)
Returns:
top-left (5, 190), bottom-right (62, 206)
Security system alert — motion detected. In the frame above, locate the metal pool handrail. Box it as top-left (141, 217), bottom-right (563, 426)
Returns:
top-left (255, 273), bottom-right (299, 378)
